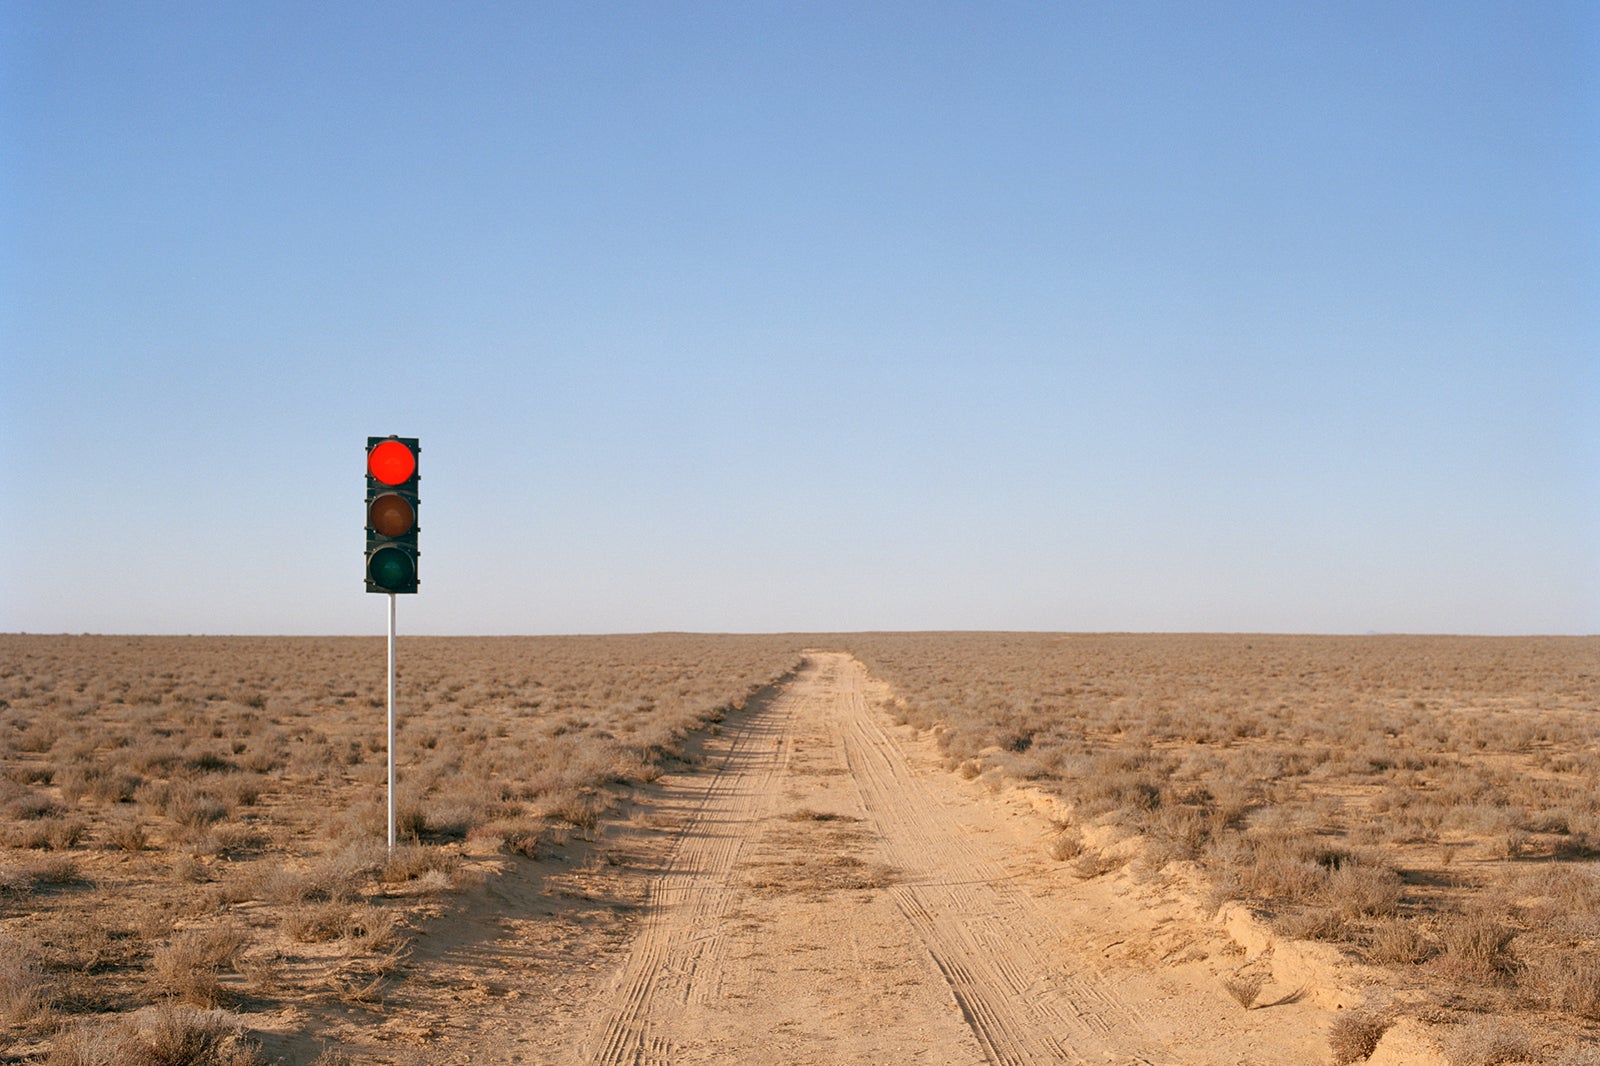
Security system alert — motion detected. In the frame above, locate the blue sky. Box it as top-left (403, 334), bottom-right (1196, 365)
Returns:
top-left (3, 2), bottom-right (1597, 635)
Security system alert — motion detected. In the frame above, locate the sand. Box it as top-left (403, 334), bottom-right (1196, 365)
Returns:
top-left (381, 653), bottom-right (1358, 1065)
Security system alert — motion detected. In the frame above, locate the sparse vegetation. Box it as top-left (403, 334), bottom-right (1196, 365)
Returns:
top-left (46, 1003), bottom-right (263, 1066)
top-left (1442, 1016), bottom-right (1543, 1065)
top-left (847, 632), bottom-right (1600, 1058)
top-left (0, 633), bottom-right (805, 1059)
top-left (4, 631), bottom-right (1595, 1057)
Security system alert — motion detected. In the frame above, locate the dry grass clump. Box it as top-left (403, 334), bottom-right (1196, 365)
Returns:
top-left (283, 902), bottom-right (360, 944)
top-left (1441, 1016), bottom-right (1544, 1065)
top-left (0, 935), bottom-right (53, 1031)
top-left (0, 633), bottom-right (806, 1059)
top-left (1328, 1006), bottom-right (1395, 1064)
top-left (308, 1050), bottom-right (358, 1066)
top-left (1365, 917), bottom-right (1431, 965)
top-left (379, 842), bottom-right (460, 885)
top-left (1220, 969), bottom-right (1266, 1009)
top-left (47, 1004), bottom-right (262, 1066)
top-left (845, 632), bottom-right (1600, 1055)
top-left (148, 926), bottom-right (249, 1007)
top-left (1434, 910), bottom-right (1520, 985)
top-left (1068, 848), bottom-right (1126, 880)
top-left (1047, 825), bottom-right (1085, 862)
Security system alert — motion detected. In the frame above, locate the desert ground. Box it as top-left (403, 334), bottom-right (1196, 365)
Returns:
top-left (2, 633), bottom-right (1597, 1064)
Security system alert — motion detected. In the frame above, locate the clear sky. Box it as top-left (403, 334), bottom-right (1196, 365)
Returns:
top-left (3, 2), bottom-right (1597, 636)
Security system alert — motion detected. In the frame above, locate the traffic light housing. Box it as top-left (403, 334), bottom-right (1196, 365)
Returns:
top-left (365, 436), bottom-right (419, 594)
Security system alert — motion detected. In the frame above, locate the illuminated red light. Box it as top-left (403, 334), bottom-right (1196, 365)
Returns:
top-left (367, 440), bottom-right (416, 485)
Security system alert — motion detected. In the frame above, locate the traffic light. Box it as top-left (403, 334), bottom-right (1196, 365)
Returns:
top-left (365, 436), bottom-right (419, 594)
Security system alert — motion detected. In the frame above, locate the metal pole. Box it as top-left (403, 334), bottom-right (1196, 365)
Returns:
top-left (387, 592), bottom-right (396, 852)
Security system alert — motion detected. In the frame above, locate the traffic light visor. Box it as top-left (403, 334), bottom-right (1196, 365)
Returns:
top-left (368, 493), bottom-right (415, 538)
top-left (368, 440), bottom-right (416, 485)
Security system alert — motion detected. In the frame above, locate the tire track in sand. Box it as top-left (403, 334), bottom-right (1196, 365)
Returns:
top-left (583, 653), bottom-right (1158, 1066)
top-left (819, 653), bottom-right (1152, 1065)
top-left (586, 691), bottom-right (798, 1066)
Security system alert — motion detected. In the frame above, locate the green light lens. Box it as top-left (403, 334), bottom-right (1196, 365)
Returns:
top-left (368, 546), bottom-right (416, 591)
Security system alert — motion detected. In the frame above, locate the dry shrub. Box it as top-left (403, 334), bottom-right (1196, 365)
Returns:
top-left (1235, 831), bottom-right (1355, 904)
top-left (148, 926), bottom-right (249, 1007)
top-left (1048, 827), bottom-right (1085, 862)
top-left (0, 936), bottom-right (52, 1030)
top-left (1522, 947), bottom-right (1600, 1019)
top-left (411, 868), bottom-right (454, 894)
top-left (392, 801), bottom-right (428, 842)
top-left (172, 857), bottom-right (211, 884)
top-left (7, 793), bottom-right (65, 820)
top-left (214, 775), bottom-right (264, 809)
top-left (48, 1005), bottom-right (262, 1066)
top-left (296, 848), bottom-right (380, 902)
top-left (195, 822), bottom-right (269, 858)
top-left (532, 789), bottom-right (608, 834)
top-left (106, 817), bottom-right (150, 851)
top-left (44, 1021), bottom-right (130, 1066)
top-left (1069, 849), bottom-right (1125, 879)
top-left (13, 816), bottom-right (88, 850)
top-left (60, 766), bottom-right (142, 805)
top-left (1490, 829), bottom-right (1531, 860)
top-left (478, 817), bottom-right (545, 857)
top-left (1221, 970), bottom-right (1266, 1009)
top-left (1275, 906), bottom-right (1348, 942)
top-left (380, 843), bottom-right (459, 884)
top-left (310, 1050), bottom-right (357, 1066)
top-left (1328, 1007), bottom-right (1393, 1064)
top-left (29, 854), bottom-right (84, 886)
top-left (1078, 754), bottom-right (1167, 817)
top-left (163, 785), bottom-right (231, 832)
top-left (5, 764), bottom-right (55, 786)
top-left (1131, 838), bottom-right (1188, 879)
top-left (134, 1005), bottom-right (262, 1066)
top-left (39, 915), bottom-right (137, 975)
top-left (16, 723), bottom-right (59, 753)
top-left (284, 902), bottom-right (356, 944)
top-left (341, 905), bottom-right (405, 955)
top-left (419, 797), bottom-right (480, 840)
top-left (1322, 863), bottom-right (1403, 919)
top-left (1442, 1016), bottom-right (1542, 1066)
top-left (246, 866), bottom-right (317, 905)
top-left (0, 862), bottom-right (36, 896)
top-left (281, 902), bottom-right (406, 955)
top-left (329, 970), bottom-right (386, 1006)
top-left (1435, 911), bottom-right (1520, 984)
top-left (1366, 917), bottom-right (1431, 965)
top-left (1136, 799), bottom-right (1200, 852)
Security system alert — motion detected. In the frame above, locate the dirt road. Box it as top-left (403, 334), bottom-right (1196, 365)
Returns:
top-left (414, 653), bottom-right (1338, 1065)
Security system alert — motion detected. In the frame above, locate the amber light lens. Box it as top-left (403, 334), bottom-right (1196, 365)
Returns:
top-left (367, 440), bottom-right (416, 485)
top-left (368, 493), bottom-right (415, 537)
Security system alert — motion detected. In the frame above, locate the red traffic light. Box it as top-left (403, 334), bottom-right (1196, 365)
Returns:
top-left (366, 436), bottom-right (420, 594)
top-left (368, 439), bottom-right (416, 486)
